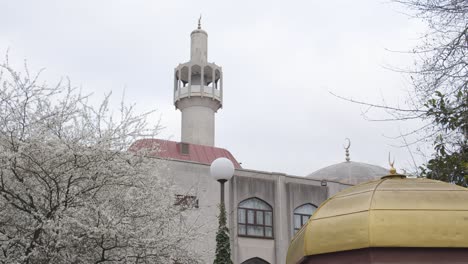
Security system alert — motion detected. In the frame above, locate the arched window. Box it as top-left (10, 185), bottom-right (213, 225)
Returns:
top-left (238, 198), bottom-right (273, 238)
top-left (293, 203), bottom-right (317, 233)
top-left (241, 257), bottom-right (270, 264)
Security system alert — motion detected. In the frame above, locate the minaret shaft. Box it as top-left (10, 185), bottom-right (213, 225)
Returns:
top-left (190, 30), bottom-right (208, 64)
top-left (173, 22), bottom-right (223, 147)
top-left (179, 98), bottom-right (219, 146)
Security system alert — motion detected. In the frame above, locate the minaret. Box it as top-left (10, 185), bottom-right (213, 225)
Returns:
top-left (173, 18), bottom-right (223, 146)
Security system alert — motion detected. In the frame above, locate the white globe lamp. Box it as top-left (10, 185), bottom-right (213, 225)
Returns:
top-left (210, 157), bottom-right (234, 182)
top-left (210, 157), bottom-right (234, 206)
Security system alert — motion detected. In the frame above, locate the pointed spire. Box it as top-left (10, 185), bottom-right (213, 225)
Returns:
top-left (388, 153), bottom-right (397, 174)
top-left (344, 138), bottom-right (351, 162)
top-left (198, 14), bottom-right (202, 29)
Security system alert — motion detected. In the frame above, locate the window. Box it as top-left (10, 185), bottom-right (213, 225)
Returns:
top-left (241, 257), bottom-right (270, 264)
top-left (238, 198), bottom-right (273, 238)
top-left (174, 195), bottom-right (199, 209)
top-left (179, 142), bottom-right (189, 155)
top-left (293, 203), bottom-right (317, 233)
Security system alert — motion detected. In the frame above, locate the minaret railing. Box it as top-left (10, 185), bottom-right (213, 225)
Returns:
top-left (220, 70), bottom-right (223, 101)
top-left (212, 67), bottom-right (215, 97)
top-left (177, 69), bottom-right (181, 99)
top-left (173, 63), bottom-right (222, 104)
top-left (188, 65), bottom-right (192, 98)
top-left (201, 66), bottom-right (204, 97)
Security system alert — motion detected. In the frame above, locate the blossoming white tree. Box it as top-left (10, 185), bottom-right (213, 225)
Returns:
top-left (0, 59), bottom-right (202, 264)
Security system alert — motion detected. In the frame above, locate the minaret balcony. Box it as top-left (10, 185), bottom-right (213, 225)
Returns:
top-left (174, 84), bottom-right (221, 103)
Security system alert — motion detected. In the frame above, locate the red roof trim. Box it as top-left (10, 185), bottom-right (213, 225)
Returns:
top-left (129, 139), bottom-right (242, 169)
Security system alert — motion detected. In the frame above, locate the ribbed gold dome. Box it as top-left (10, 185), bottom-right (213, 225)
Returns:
top-left (287, 176), bottom-right (468, 264)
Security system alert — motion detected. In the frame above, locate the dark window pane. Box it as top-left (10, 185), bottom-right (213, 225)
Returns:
top-left (238, 209), bottom-right (246, 224)
top-left (294, 204), bottom-right (316, 215)
top-left (247, 210), bottom-right (255, 224)
top-left (246, 225), bottom-right (254, 235)
top-left (239, 198), bottom-right (272, 210)
top-left (265, 211), bottom-right (272, 226)
top-left (302, 215), bottom-right (310, 225)
top-left (247, 225), bottom-right (264, 237)
top-left (238, 224), bottom-right (246, 235)
top-left (256, 211), bottom-right (263, 225)
top-left (294, 214), bottom-right (301, 229)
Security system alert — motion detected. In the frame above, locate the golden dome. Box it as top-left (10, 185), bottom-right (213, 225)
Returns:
top-left (287, 175), bottom-right (468, 264)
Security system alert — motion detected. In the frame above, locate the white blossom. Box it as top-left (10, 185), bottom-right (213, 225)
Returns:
top-left (0, 59), bottom-right (203, 264)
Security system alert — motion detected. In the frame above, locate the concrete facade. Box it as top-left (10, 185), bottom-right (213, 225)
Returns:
top-left (155, 157), bottom-right (352, 264)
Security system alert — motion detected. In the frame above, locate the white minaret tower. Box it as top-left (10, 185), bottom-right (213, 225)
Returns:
top-left (173, 18), bottom-right (223, 147)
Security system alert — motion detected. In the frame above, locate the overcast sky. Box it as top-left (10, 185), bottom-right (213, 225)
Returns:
top-left (0, 0), bottom-right (431, 176)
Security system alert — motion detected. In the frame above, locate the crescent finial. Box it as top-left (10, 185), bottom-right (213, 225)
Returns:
top-left (198, 14), bottom-right (202, 29)
top-left (344, 138), bottom-right (351, 149)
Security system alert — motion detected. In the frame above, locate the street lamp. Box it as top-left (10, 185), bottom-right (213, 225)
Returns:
top-left (210, 157), bottom-right (234, 264)
top-left (210, 157), bottom-right (234, 207)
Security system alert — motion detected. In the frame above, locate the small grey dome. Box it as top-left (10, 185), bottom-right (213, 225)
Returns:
top-left (306, 161), bottom-right (388, 185)
top-left (191, 29), bottom-right (208, 36)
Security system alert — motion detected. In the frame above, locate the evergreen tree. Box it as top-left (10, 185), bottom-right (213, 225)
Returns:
top-left (213, 203), bottom-right (233, 264)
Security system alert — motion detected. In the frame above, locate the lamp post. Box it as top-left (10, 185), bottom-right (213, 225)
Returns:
top-left (210, 157), bottom-right (234, 264)
top-left (210, 157), bottom-right (234, 207)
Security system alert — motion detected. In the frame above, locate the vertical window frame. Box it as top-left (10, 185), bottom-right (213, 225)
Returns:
top-left (237, 198), bottom-right (274, 239)
top-left (293, 203), bottom-right (317, 233)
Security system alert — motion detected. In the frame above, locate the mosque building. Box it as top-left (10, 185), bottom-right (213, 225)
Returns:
top-left (130, 22), bottom-right (403, 264)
